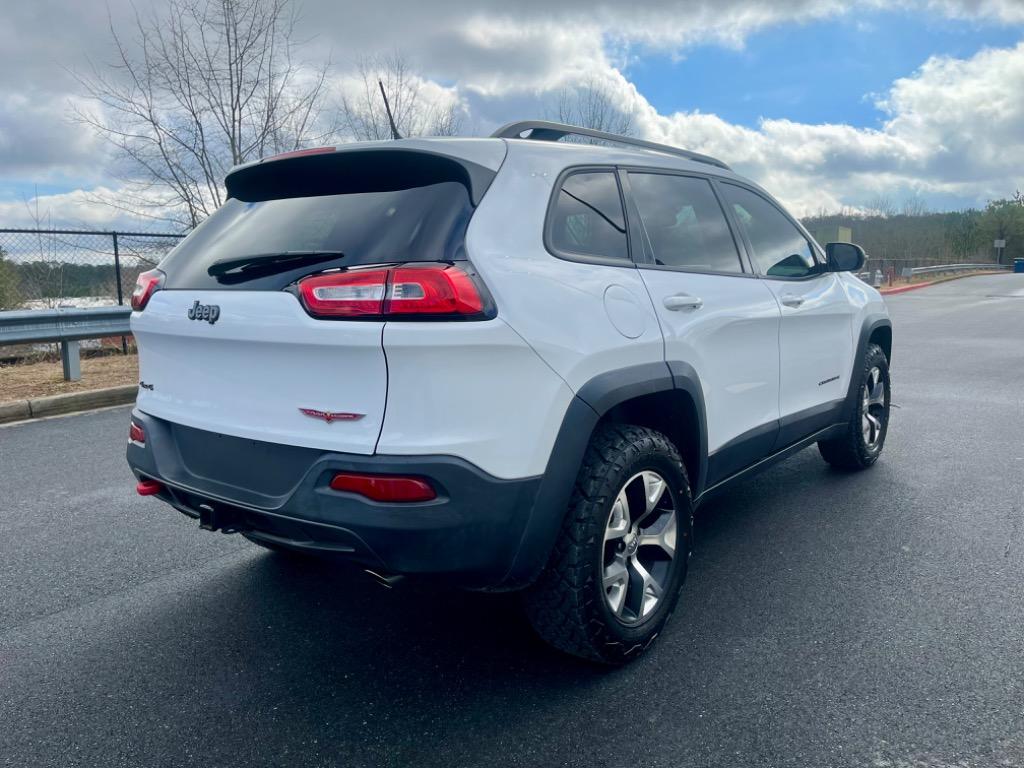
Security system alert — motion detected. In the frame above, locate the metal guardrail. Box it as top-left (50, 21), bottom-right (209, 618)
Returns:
top-left (903, 263), bottom-right (1009, 278)
top-left (861, 262), bottom-right (1009, 286)
top-left (0, 306), bottom-right (132, 381)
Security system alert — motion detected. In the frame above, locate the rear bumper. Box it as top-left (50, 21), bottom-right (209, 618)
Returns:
top-left (126, 409), bottom-right (544, 589)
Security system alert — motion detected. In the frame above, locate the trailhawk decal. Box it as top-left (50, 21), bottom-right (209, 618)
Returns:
top-left (298, 408), bottom-right (365, 424)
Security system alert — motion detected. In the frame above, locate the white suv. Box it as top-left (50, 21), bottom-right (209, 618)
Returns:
top-left (127, 121), bottom-right (892, 663)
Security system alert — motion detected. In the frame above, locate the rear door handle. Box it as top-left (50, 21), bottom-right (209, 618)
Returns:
top-left (663, 294), bottom-right (703, 311)
top-left (780, 295), bottom-right (805, 308)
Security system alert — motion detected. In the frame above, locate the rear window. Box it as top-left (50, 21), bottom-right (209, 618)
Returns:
top-left (159, 150), bottom-right (493, 290)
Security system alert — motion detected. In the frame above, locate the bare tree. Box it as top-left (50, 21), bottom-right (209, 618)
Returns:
top-left (0, 248), bottom-right (21, 311)
top-left (72, 0), bottom-right (334, 228)
top-left (901, 194), bottom-right (929, 217)
top-left (546, 78), bottom-right (635, 139)
top-left (339, 52), bottom-right (463, 140)
top-left (867, 194), bottom-right (896, 218)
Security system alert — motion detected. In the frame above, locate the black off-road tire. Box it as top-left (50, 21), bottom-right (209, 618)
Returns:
top-left (523, 424), bottom-right (693, 664)
top-left (818, 343), bottom-right (891, 470)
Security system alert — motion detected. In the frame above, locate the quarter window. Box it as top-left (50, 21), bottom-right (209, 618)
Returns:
top-left (549, 171), bottom-right (629, 261)
top-left (628, 173), bottom-right (743, 273)
top-left (720, 184), bottom-right (818, 278)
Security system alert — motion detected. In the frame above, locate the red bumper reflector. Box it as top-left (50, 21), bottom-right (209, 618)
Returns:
top-left (136, 479), bottom-right (163, 496)
top-left (329, 472), bottom-right (436, 503)
top-left (129, 422), bottom-right (145, 444)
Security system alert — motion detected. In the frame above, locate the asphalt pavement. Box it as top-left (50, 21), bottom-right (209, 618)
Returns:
top-left (2, 272), bottom-right (1023, 767)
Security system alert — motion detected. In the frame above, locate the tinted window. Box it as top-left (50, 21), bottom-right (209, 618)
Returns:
top-left (720, 184), bottom-right (818, 278)
top-left (549, 172), bottom-right (629, 261)
top-left (160, 181), bottom-right (474, 290)
top-left (628, 173), bottom-right (742, 273)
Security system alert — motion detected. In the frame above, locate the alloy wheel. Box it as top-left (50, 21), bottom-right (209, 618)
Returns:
top-left (862, 366), bottom-right (887, 449)
top-left (602, 470), bottom-right (679, 626)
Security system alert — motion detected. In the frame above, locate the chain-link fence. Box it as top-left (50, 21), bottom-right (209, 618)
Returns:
top-left (0, 228), bottom-right (187, 312)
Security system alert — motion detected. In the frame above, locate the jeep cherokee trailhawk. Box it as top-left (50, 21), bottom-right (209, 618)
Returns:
top-left (127, 121), bottom-right (892, 663)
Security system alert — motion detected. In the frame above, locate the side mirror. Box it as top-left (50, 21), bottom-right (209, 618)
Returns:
top-left (826, 242), bottom-right (866, 273)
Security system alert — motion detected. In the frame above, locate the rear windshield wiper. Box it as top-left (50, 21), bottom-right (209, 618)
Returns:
top-left (207, 251), bottom-right (345, 283)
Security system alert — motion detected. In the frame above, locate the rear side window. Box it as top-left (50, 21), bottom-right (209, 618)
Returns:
top-left (548, 171), bottom-right (629, 262)
top-left (628, 173), bottom-right (743, 273)
top-left (719, 184), bottom-right (818, 278)
top-left (159, 150), bottom-right (493, 290)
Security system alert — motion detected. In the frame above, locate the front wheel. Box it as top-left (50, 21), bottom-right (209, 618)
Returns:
top-left (523, 424), bottom-right (693, 664)
top-left (818, 342), bottom-right (891, 469)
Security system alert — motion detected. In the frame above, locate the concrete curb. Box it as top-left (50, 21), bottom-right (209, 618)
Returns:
top-left (879, 270), bottom-right (1005, 296)
top-left (0, 385), bottom-right (136, 425)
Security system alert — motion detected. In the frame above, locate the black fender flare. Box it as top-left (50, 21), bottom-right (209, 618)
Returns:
top-left (497, 361), bottom-right (708, 589)
top-left (843, 315), bottom-right (892, 421)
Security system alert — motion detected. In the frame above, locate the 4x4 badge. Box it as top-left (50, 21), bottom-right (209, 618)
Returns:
top-left (299, 408), bottom-right (365, 424)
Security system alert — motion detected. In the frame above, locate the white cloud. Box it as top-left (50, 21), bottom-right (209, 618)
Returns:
top-left (0, 187), bottom-right (174, 231)
top-left (550, 40), bottom-right (1024, 214)
top-left (2, 0), bottom-right (1023, 225)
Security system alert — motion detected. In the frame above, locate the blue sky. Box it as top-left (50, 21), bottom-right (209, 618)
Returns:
top-left (627, 9), bottom-right (1024, 129)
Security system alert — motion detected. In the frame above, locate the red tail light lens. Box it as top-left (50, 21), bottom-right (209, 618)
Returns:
top-left (129, 421), bottom-right (145, 444)
top-left (329, 472), bottom-right (437, 503)
top-left (385, 265), bottom-right (484, 315)
top-left (131, 269), bottom-right (165, 311)
top-left (297, 264), bottom-right (488, 320)
top-left (298, 269), bottom-right (389, 317)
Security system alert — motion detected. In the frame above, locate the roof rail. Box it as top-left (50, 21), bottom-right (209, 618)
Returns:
top-left (490, 120), bottom-right (731, 171)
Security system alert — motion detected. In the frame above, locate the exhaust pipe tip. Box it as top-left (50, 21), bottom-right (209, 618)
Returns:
top-left (364, 569), bottom-right (404, 589)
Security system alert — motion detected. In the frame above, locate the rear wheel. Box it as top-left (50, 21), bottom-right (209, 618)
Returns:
top-left (818, 343), bottom-right (891, 469)
top-left (523, 424), bottom-right (693, 664)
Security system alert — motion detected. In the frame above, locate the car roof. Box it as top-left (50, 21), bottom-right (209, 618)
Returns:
top-left (229, 134), bottom-right (768, 206)
top-left (496, 136), bottom-right (748, 180)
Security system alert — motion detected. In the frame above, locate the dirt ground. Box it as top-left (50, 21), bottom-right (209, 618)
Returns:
top-left (0, 353), bottom-right (138, 403)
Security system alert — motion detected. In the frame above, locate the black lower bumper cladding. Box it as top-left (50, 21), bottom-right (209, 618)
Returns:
top-left (126, 409), bottom-right (543, 588)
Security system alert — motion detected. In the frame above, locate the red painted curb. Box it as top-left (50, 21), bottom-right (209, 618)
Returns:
top-left (879, 281), bottom-right (937, 296)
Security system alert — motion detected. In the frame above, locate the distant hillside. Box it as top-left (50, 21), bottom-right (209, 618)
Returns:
top-left (802, 198), bottom-right (1024, 273)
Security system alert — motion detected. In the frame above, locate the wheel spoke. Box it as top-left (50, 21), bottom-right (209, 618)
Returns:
top-left (637, 511), bottom-right (677, 557)
top-left (632, 471), bottom-right (667, 528)
top-left (866, 369), bottom-right (885, 407)
top-left (631, 559), bottom-right (663, 619)
top-left (603, 558), bottom-right (629, 617)
top-left (866, 412), bottom-right (882, 443)
top-left (604, 491), bottom-right (630, 541)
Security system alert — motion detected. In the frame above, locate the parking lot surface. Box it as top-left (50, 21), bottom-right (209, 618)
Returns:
top-left (2, 273), bottom-right (1023, 767)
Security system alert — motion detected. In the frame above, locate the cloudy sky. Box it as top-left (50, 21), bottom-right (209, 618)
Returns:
top-left (2, 0), bottom-right (1023, 229)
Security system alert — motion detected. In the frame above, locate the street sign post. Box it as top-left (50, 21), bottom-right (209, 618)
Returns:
top-left (995, 239), bottom-right (1007, 264)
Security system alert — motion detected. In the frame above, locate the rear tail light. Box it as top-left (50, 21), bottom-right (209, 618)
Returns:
top-left (299, 269), bottom-right (389, 317)
top-left (129, 421), bottom-right (145, 444)
top-left (297, 264), bottom-right (490, 320)
top-left (329, 472), bottom-right (437, 503)
top-left (131, 269), bottom-right (165, 311)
